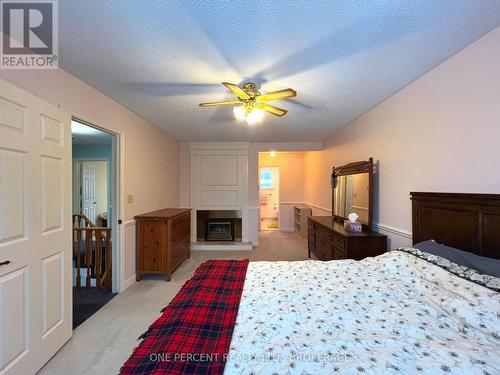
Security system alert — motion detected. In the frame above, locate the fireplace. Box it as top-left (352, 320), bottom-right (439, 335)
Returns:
top-left (206, 218), bottom-right (234, 241)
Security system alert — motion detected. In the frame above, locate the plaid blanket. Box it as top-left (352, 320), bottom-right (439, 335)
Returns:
top-left (120, 259), bottom-right (249, 375)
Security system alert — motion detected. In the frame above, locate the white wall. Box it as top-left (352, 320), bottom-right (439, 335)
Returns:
top-left (0, 69), bottom-right (180, 287)
top-left (304, 26), bottom-right (500, 249)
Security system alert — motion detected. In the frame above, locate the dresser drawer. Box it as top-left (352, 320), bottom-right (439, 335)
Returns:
top-left (317, 224), bottom-right (345, 248)
top-left (317, 224), bottom-right (333, 241)
top-left (315, 234), bottom-right (333, 260)
top-left (308, 216), bottom-right (387, 262)
top-left (333, 246), bottom-right (346, 260)
top-left (332, 233), bottom-right (345, 249)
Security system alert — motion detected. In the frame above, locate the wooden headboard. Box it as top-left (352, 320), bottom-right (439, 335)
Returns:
top-left (411, 192), bottom-right (500, 259)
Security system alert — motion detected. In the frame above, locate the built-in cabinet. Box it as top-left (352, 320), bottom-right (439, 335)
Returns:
top-left (189, 143), bottom-right (249, 245)
top-left (294, 206), bottom-right (312, 238)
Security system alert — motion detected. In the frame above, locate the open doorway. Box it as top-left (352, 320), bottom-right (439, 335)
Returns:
top-left (259, 151), bottom-right (281, 231)
top-left (259, 166), bottom-right (280, 230)
top-left (71, 119), bottom-right (118, 328)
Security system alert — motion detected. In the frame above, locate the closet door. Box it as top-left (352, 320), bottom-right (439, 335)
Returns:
top-left (0, 79), bottom-right (72, 375)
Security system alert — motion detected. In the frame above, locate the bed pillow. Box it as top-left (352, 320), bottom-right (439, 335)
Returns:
top-left (413, 240), bottom-right (500, 278)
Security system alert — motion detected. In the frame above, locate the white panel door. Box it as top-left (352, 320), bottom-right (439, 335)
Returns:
top-left (82, 162), bottom-right (96, 224)
top-left (0, 79), bottom-right (72, 375)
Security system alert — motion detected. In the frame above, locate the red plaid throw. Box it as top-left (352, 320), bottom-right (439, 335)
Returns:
top-left (120, 259), bottom-right (249, 375)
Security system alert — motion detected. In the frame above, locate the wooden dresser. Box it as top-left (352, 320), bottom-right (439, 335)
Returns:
top-left (308, 216), bottom-right (387, 261)
top-left (135, 208), bottom-right (191, 281)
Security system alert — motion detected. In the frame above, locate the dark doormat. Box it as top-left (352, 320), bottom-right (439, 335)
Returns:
top-left (73, 287), bottom-right (117, 329)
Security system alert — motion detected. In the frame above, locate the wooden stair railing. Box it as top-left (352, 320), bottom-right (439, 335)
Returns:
top-left (72, 214), bottom-right (112, 289)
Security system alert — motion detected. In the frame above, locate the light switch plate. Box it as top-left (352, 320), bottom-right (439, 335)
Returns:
top-left (127, 194), bottom-right (134, 204)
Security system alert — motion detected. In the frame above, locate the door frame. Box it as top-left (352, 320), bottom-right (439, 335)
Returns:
top-left (71, 117), bottom-right (125, 293)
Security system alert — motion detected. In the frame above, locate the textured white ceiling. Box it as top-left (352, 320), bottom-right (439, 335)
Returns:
top-left (58, 1), bottom-right (500, 142)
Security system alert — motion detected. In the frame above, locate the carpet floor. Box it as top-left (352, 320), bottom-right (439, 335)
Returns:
top-left (38, 231), bottom-right (308, 375)
top-left (73, 287), bottom-right (117, 329)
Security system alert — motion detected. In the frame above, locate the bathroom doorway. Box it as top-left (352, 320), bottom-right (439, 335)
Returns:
top-left (259, 166), bottom-right (280, 231)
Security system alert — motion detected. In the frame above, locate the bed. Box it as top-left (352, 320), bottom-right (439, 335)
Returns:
top-left (121, 192), bottom-right (500, 375)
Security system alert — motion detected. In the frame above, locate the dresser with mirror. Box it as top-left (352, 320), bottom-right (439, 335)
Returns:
top-left (308, 158), bottom-right (387, 260)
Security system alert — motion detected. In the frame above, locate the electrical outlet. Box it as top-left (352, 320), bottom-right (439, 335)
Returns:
top-left (127, 194), bottom-right (134, 204)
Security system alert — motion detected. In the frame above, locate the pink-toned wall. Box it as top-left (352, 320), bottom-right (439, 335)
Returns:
top-left (0, 69), bottom-right (180, 285)
top-left (304, 26), bottom-right (500, 247)
top-left (259, 152), bottom-right (305, 203)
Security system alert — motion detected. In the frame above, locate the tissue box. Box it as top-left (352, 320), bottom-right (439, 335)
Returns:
top-left (344, 220), bottom-right (362, 232)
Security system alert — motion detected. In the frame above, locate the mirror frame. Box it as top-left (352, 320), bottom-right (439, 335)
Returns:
top-left (331, 157), bottom-right (373, 230)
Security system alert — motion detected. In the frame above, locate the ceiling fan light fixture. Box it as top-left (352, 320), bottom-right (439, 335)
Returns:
top-left (246, 108), bottom-right (264, 125)
top-left (201, 82), bottom-right (295, 123)
top-left (233, 105), bottom-right (246, 121)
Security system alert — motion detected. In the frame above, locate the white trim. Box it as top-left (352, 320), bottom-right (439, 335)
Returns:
top-left (124, 220), bottom-right (135, 227)
top-left (373, 223), bottom-right (412, 249)
top-left (248, 206), bottom-right (259, 246)
top-left (71, 115), bottom-right (125, 293)
top-left (278, 201), bottom-right (332, 213)
top-left (191, 242), bottom-right (253, 251)
top-left (117, 132), bottom-right (126, 292)
top-left (188, 142), bottom-right (250, 150)
top-left (123, 274), bottom-right (136, 291)
top-left (252, 142), bottom-right (323, 151)
top-left (305, 202), bottom-right (332, 213)
top-left (373, 223), bottom-right (412, 239)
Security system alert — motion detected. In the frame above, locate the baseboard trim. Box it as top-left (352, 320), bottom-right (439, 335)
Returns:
top-left (123, 274), bottom-right (136, 291)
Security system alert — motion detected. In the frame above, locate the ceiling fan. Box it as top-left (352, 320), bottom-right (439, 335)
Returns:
top-left (199, 82), bottom-right (296, 125)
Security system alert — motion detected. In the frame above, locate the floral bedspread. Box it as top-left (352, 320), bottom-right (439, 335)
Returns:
top-left (224, 251), bottom-right (500, 375)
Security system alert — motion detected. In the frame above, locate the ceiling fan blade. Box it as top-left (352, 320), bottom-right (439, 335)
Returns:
top-left (199, 100), bottom-right (241, 107)
top-left (222, 82), bottom-right (250, 100)
top-left (257, 88), bottom-right (296, 102)
top-left (258, 103), bottom-right (288, 117)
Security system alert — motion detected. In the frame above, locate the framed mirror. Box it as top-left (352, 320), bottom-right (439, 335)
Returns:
top-left (331, 158), bottom-right (373, 230)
